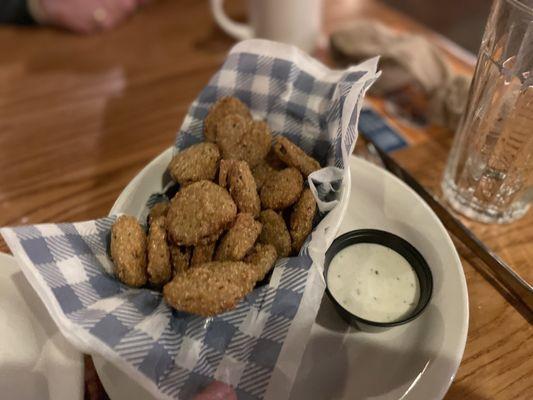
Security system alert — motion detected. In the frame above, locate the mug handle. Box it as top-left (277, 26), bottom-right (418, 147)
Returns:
top-left (209, 0), bottom-right (254, 40)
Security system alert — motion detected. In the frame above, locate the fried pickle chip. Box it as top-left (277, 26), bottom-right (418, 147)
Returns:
top-left (218, 159), bottom-right (239, 188)
top-left (260, 167), bottom-right (303, 210)
top-left (163, 261), bottom-right (256, 316)
top-left (191, 242), bottom-right (216, 267)
top-left (170, 244), bottom-right (191, 276)
top-left (215, 213), bottom-right (262, 261)
top-left (244, 243), bottom-right (277, 282)
top-left (167, 180), bottom-right (237, 246)
top-left (204, 97), bottom-right (251, 142)
top-left (147, 216), bottom-right (172, 286)
top-left (111, 215), bottom-right (147, 287)
top-left (258, 210), bottom-right (291, 258)
top-left (290, 188), bottom-right (317, 254)
top-left (216, 114), bottom-right (251, 157)
top-left (147, 202), bottom-right (169, 226)
top-left (168, 142), bottom-right (221, 185)
top-left (252, 161), bottom-right (277, 190)
top-left (238, 120), bottom-right (272, 167)
top-left (228, 161), bottom-right (261, 217)
top-left (272, 136), bottom-right (321, 177)
top-left (216, 116), bottom-right (272, 168)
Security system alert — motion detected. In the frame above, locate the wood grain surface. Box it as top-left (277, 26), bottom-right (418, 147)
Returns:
top-left (0, 0), bottom-right (531, 399)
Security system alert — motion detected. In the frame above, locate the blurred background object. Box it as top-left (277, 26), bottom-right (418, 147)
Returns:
top-left (0, 0), bottom-right (34, 24)
top-left (210, 0), bottom-right (322, 53)
top-left (0, 0), bottom-right (493, 51)
top-left (382, 0), bottom-right (491, 53)
top-left (331, 21), bottom-right (470, 130)
top-left (1, 0), bottom-right (148, 33)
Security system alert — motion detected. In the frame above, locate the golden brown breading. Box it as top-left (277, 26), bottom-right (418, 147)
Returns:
top-left (147, 202), bottom-right (169, 226)
top-left (204, 97), bottom-right (251, 142)
top-left (190, 242), bottom-right (216, 267)
top-left (252, 161), bottom-right (277, 190)
top-left (216, 114), bottom-right (251, 157)
top-left (110, 215), bottom-right (147, 287)
top-left (147, 216), bottom-right (172, 286)
top-left (215, 213), bottom-right (262, 261)
top-left (166, 180), bottom-right (237, 246)
top-left (218, 159), bottom-right (239, 188)
top-left (216, 116), bottom-right (272, 168)
top-left (163, 261), bottom-right (256, 316)
top-left (168, 142), bottom-right (221, 185)
top-left (289, 188), bottom-right (317, 254)
top-left (244, 243), bottom-right (277, 282)
top-left (228, 161), bottom-right (261, 217)
top-left (170, 244), bottom-right (191, 276)
top-left (258, 210), bottom-right (291, 258)
top-left (272, 136), bottom-right (321, 177)
top-left (238, 120), bottom-right (272, 167)
top-left (260, 168), bottom-right (303, 210)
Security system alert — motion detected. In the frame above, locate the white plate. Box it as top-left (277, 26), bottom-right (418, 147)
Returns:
top-left (95, 154), bottom-right (468, 400)
top-left (290, 156), bottom-right (468, 400)
top-left (0, 253), bottom-right (84, 400)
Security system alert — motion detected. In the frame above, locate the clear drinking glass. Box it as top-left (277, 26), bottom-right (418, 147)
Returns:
top-left (442, 0), bottom-right (533, 223)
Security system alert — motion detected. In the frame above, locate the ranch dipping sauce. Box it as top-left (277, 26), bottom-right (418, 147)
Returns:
top-left (327, 243), bottom-right (420, 323)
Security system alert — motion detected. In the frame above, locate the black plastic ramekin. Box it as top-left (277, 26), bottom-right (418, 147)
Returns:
top-left (324, 229), bottom-right (433, 330)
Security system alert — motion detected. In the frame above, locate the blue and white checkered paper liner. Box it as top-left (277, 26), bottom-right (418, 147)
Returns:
top-left (1, 40), bottom-right (378, 400)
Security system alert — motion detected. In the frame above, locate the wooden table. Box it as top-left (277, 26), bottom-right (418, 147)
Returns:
top-left (0, 0), bottom-right (531, 399)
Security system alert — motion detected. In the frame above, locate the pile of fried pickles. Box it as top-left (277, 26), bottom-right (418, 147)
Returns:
top-left (110, 97), bottom-right (321, 316)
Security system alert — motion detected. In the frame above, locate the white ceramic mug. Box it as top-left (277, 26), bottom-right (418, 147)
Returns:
top-left (210, 0), bottom-right (323, 53)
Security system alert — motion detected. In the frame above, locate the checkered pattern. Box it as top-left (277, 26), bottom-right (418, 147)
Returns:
top-left (1, 40), bottom-right (378, 400)
top-left (175, 42), bottom-right (376, 172)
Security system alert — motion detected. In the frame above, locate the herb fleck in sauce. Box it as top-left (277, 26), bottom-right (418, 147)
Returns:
top-left (327, 243), bottom-right (420, 323)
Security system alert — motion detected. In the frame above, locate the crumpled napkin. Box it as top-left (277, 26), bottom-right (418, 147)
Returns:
top-left (331, 20), bottom-right (470, 130)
